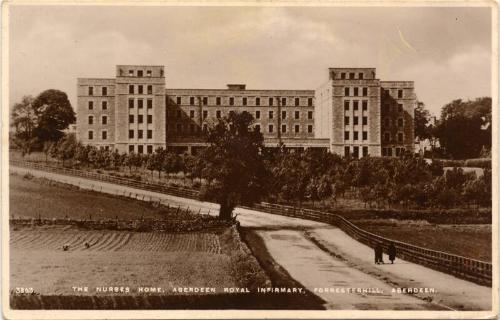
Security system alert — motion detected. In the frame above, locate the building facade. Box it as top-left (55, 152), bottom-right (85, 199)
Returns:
top-left (77, 65), bottom-right (415, 157)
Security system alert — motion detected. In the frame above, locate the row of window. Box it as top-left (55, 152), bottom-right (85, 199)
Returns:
top-left (128, 130), bottom-right (153, 139)
top-left (344, 116), bottom-right (368, 126)
top-left (168, 123), bottom-right (314, 134)
top-left (128, 85), bottom-right (154, 95)
top-left (384, 132), bottom-right (405, 143)
top-left (88, 115), bottom-right (108, 125)
top-left (383, 103), bottom-right (404, 113)
top-left (88, 100), bottom-right (108, 110)
top-left (128, 114), bottom-right (153, 124)
top-left (340, 72), bottom-right (365, 80)
top-left (384, 118), bottom-right (405, 127)
top-left (129, 144), bottom-right (154, 154)
top-left (343, 100), bottom-right (369, 111)
top-left (88, 87), bottom-right (108, 96)
top-left (383, 89), bottom-right (404, 99)
top-left (172, 109), bottom-right (314, 120)
top-left (344, 131), bottom-right (369, 141)
top-left (382, 147), bottom-right (407, 157)
top-left (344, 146), bottom-right (369, 158)
top-left (88, 130), bottom-right (107, 140)
top-left (344, 87), bottom-right (369, 97)
top-left (128, 70), bottom-right (153, 77)
top-left (175, 96), bottom-right (313, 107)
top-left (128, 98), bottom-right (153, 109)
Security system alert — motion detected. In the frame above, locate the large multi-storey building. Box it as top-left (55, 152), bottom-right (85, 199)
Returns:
top-left (77, 65), bottom-right (415, 157)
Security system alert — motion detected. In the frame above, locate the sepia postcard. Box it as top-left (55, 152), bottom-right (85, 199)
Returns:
top-left (1, 1), bottom-right (498, 319)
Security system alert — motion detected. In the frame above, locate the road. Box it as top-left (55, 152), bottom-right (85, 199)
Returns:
top-left (9, 166), bottom-right (492, 310)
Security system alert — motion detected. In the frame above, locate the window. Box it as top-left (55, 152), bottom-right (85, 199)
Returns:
top-left (398, 89), bottom-right (403, 98)
top-left (137, 70), bottom-right (143, 77)
top-left (203, 110), bottom-right (208, 119)
top-left (147, 85), bottom-right (153, 94)
top-left (190, 110), bottom-right (195, 118)
top-left (203, 97), bottom-right (208, 105)
top-left (203, 124), bottom-right (208, 132)
top-left (359, 73), bottom-right (364, 80)
top-left (129, 145), bottom-right (134, 153)
top-left (147, 70), bottom-right (152, 77)
top-left (102, 101), bottom-right (108, 110)
top-left (255, 124), bottom-right (261, 132)
top-left (354, 131), bottom-right (359, 140)
top-left (362, 116), bottom-right (368, 125)
top-left (344, 146), bottom-right (350, 157)
top-left (176, 110), bottom-right (182, 118)
top-left (295, 111), bottom-right (300, 119)
top-left (147, 115), bottom-right (152, 124)
top-left (353, 146), bottom-right (359, 158)
top-left (308, 98), bottom-right (313, 106)
top-left (88, 101), bottom-right (94, 110)
top-left (269, 97), bottom-right (274, 106)
top-left (147, 130), bottom-right (152, 139)
top-left (216, 110), bottom-right (221, 119)
top-left (341, 73), bottom-right (346, 80)
top-left (269, 110), bottom-right (274, 119)
top-left (102, 116), bottom-right (107, 125)
top-left (176, 97), bottom-right (182, 105)
top-left (129, 85), bottom-right (134, 94)
top-left (281, 111), bottom-right (286, 119)
top-left (344, 131), bottom-right (350, 140)
top-left (88, 130), bottom-right (93, 140)
top-left (354, 87), bottom-right (359, 96)
top-left (129, 115), bottom-right (134, 124)
top-left (344, 100), bottom-right (349, 111)
top-left (102, 87), bottom-right (107, 96)
top-left (138, 145), bottom-right (143, 154)
top-left (188, 97), bottom-right (194, 106)
top-left (128, 70), bottom-right (134, 76)
top-left (229, 97), bottom-right (234, 106)
top-left (308, 125), bottom-right (313, 133)
top-left (344, 87), bottom-right (350, 96)
top-left (353, 100), bottom-right (359, 111)
top-left (295, 98), bottom-right (300, 106)
top-left (353, 116), bottom-right (359, 125)
top-left (216, 97), bottom-right (221, 105)
top-left (147, 99), bottom-right (153, 109)
top-left (281, 124), bottom-right (286, 133)
top-left (396, 148), bottom-right (401, 156)
top-left (398, 103), bottom-right (403, 112)
top-left (138, 115), bottom-right (143, 124)
top-left (88, 116), bottom-right (94, 125)
top-left (147, 145), bottom-right (153, 154)
top-left (385, 118), bottom-right (390, 127)
top-left (256, 97), bottom-right (260, 106)
top-left (398, 132), bottom-right (403, 142)
top-left (349, 72), bottom-right (355, 79)
top-left (129, 130), bottom-right (134, 139)
top-left (138, 99), bottom-right (143, 109)
top-left (362, 146), bottom-right (368, 157)
top-left (384, 132), bottom-right (390, 142)
top-left (281, 98), bottom-right (286, 106)
top-left (382, 148), bottom-right (387, 156)
top-left (398, 118), bottom-right (403, 127)
top-left (362, 131), bottom-right (368, 140)
top-left (243, 97), bottom-right (247, 106)
top-left (294, 125), bottom-right (300, 133)
top-left (255, 110), bottom-right (261, 119)
top-left (269, 124), bottom-right (274, 133)
top-left (102, 131), bottom-right (107, 140)
top-left (362, 100), bottom-right (368, 111)
top-left (88, 87), bottom-right (94, 96)
top-left (138, 130), bottom-right (143, 139)
top-left (362, 87), bottom-right (368, 96)
top-left (387, 148), bottom-right (393, 157)
top-left (308, 111), bottom-right (313, 119)
top-left (344, 116), bottom-right (350, 125)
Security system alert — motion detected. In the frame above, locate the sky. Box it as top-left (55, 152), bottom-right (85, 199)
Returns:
top-left (8, 5), bottom-right (493, 117)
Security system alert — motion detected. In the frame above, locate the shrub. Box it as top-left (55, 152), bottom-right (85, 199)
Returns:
top-left (464, 158), bottom-right (491, 168)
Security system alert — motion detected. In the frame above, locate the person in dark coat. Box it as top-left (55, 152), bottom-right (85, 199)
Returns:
top-left (374, 243), bottom-right (383, 264)
top-left (388, 242), bottom-right (397, 264)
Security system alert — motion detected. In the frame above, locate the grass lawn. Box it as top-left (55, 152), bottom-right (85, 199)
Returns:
top-left (355, 220), bottom-right (492, 262)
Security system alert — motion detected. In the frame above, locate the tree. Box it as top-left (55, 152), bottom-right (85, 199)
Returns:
top-left (11, 96), bottom-right (38, 156)
top-left (414, 101), bottom-right (432, 140)
top-left (32, 89), bottom-right (75, 142)
top-left (435, 98), bottom-right (491, 159)
top-left (198, 111), bottom-right (266, 220)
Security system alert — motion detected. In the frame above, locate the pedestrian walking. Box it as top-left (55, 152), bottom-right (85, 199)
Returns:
top-left (374, 243), bottom-right (384, 264)
top-left (388, 242), bottom-right (397, 264)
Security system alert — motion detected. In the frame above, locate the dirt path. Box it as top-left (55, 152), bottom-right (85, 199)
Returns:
top-left (9, 166), bottom-right (493, 310)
